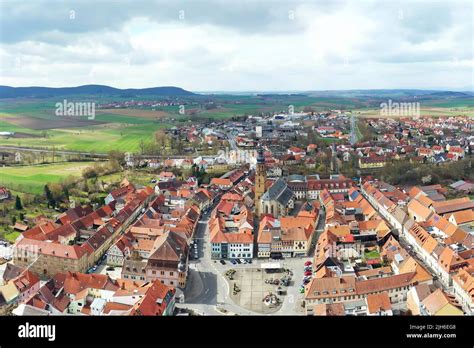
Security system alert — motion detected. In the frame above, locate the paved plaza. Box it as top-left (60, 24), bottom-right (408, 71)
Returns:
top-left (228, 268), bottom-right (288, 314)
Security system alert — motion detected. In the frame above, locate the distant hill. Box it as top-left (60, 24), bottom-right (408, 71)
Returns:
top-left (307, 89), bottom-right (474, 98)
top-left (0, 85), bottom-right (196, 98)
top-left (425, 91), bottom-right (473, 98)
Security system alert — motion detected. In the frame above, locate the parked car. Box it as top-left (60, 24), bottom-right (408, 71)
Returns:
top-left (239, 258), bottom-right (246, 264)
top-left (304, 266), bottom-right (312, 272)
top-left (106, 266), bottom-right (115, 271)
top-left (304, 261), bottom-right (312, 266)
top-left (247, 259), bottom-right (252, 264)
top-left (304, 271), bottom-right (312, 276)
top-left (303, 278), bottom-right (311, 285)
top-left (230, 259), bottom-right (237, 265)
top-left (299, 286), bottom-right (305, 294)
top-left (220, 260), bottom-right (226, 265)
top-left (235, 259), bottom-right (241, 264)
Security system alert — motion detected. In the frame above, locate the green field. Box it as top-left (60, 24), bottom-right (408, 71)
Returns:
top-left (1, 123), bottom-right (171, 152)
top-left (0, 161), bottom-right (97, 194)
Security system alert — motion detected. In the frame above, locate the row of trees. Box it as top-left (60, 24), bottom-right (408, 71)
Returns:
top-left (381, 158), bottom-right (473, 186)
top-left (82, 159), bottom-right (122, 180)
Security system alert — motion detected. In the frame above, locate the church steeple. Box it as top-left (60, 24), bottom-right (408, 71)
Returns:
top-left (257, 146), bottom-right (265, 164)
top-left (255, 145), bottom-right (266, 217)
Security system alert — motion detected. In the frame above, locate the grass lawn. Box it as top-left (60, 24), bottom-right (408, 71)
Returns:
top-left (3, 231), bottom-right (20, 243)
top-left (0, 161), bottom-right (97, 194)
top-left (364, 250), bottom-right (381, 259)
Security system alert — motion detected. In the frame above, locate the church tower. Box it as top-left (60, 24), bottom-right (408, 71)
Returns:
top-left (254, 146), bottom-right (266, 216)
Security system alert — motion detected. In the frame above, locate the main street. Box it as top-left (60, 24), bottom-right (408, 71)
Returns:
top-left (350, 112), bottom-right (358, 145)
top-left (226, 131), bottom-right (239, 151)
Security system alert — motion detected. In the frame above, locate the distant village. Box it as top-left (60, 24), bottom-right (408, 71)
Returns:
top-left (121, 113), bottom-right (473, 177)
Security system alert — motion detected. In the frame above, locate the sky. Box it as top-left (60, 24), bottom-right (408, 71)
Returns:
top-left (0, 0), bottom-right (473, 91)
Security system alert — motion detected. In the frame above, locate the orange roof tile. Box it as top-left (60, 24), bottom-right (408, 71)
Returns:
top-left (367, 292), bottom-right (392, 314)
top-left (407, 199), bottom-right (433, 221)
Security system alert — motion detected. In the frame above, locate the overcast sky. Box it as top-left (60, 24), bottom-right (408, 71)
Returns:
top-left (0, 0), bottom-right (472, 91)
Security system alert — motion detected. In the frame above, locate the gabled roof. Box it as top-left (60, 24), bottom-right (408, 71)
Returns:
top-left (407, 199), bottom-right (433, 221)
top-left (398, 257), bottom-right (433, 283)
top-left (2, 263), bottom-right (24, 282)
top-left (210, 177), bottom-right (232, 186)
top-left (366, 292), bottom-right (392, 314)
top-left (53, 272), bottom-right (119, 295)
top-left (448, 210), bottom-right (474, 225)
top-left (12, 270), bottom-right (40, 294)
top-left (452, 267), bottom-right (474, 303)
top-left (15, 238), bottom-right (88, 260)
top-left (149, 231), bottom-right (188, 262)
top-left (432, 198), bottom-right (474, 215)
top-left (422, 288), bottom-right (463, 315)
top-left (355, 272), bottom-right (416, 295)
top-left (438, 247), bottom-right (468, 273)
top-left (312, 302), bottom-right (345, 316)
top-left (129, 280), bottom-right (175, 316)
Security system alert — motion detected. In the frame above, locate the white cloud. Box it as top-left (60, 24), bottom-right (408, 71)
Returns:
top-left (0, 0), bottom-right (472, 90)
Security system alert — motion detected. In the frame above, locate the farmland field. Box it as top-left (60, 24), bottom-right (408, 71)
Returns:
top-left (97, 108), bottom-right (169, 119)
top-left (0, 123), bottom-right (171, 152)
top-left (0, 104), bottom-right (172, 153)
top-left (356, 106), bottom-right (474, 118)
top-left (0, 98), bottom-right (175, 152)
top-left (0, 161), bottom-right (97, 194)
